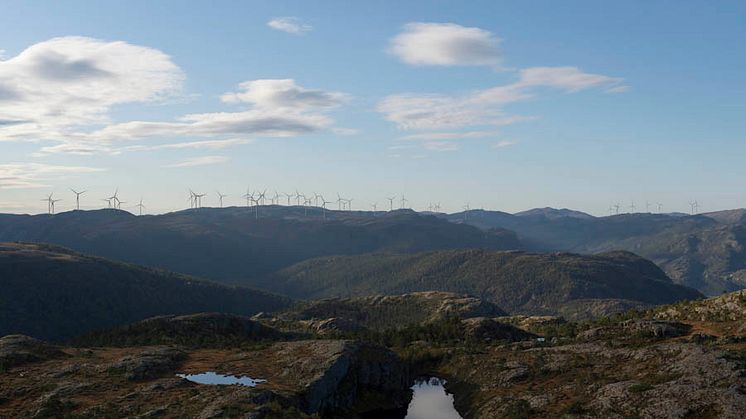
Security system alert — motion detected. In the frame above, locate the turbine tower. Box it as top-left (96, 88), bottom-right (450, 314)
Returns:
top-left (70, 188), bottom-right (86, 210)
top-left (657, 203), bottom-right (663, 213)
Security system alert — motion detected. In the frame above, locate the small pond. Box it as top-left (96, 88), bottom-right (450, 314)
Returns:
top-left (404, 377), bottom-right (462, 419)
top-left (176, 371), bottom-right (266, 387)
top-left (364, 377), bottom-right (462, 419)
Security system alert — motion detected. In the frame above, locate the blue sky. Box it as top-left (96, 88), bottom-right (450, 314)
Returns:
top-left (1, 0), bottom-right (745, 215)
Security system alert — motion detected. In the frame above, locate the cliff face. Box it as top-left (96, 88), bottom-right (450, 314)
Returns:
top-left (259, 340), bottom-right (411, 415)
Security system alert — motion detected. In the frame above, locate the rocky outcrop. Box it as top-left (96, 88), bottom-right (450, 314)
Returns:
top-left (286, 291), bottom-right (506, 331)
top-left (109, 347), bottom-right (186, 381)
top-left (461, 318), bottom-right (537, 342)
top-left (268, 340), bottom-right (411, 414)
top-left (620, 319), bottom-right (691, 338)
top-left (0, 335), bottom-right (65, 370)
top-left (304, 317), bottom-right (366, 335)
top-left (77, 312), bottom-right (286, 347)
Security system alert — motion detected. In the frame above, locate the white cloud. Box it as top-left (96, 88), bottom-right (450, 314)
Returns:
top-left (493, 140), bottom-right (517, 148)
top-left (0, 38), bottom-right (350, 155)
top-left (388, 22), bottom-right (501, 67)
top-left (164, 155), bottom-right (229, 168)
top-left (0, 36), bottom-right (184, 143)
top-left (0, 163), bottom-right (104, 189)
top-left (267, 17), bottom-right (312, 35)
top-left (400, 130), bottom-right (499, 141)
top-left (378, 67), bottom-right (622, 130)
top-left (221, 79), bottom-right (348, 109)
top-left (516, 66), bottom-right (622, 92)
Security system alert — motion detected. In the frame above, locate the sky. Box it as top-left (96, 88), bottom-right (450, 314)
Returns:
top-left (1, 0), bottom-right (745, 215)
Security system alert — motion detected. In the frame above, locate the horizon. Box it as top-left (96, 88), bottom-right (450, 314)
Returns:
top-left (2, 1), bottom-right (746, 215)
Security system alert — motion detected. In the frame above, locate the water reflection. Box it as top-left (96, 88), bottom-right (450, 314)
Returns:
top-left (176, 371), bottom-right (266, 387)
top-left (364, 377), bottom-right (462, 419)
top-left (404, 377), bottom-right (461, 419)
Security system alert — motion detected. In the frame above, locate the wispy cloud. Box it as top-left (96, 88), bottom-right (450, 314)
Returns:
top-left (388, 22), bottom-right (501, 67)
top-left (164, 155), bottom-right (229, 168)
top-left (493, 140), bottom-right (517, 149)
top-left (0, 163), bottom-right (104, 189)
top-left (400, 131), bottom-right (499, 141)
top-left (125, 138), bottom-right (253, 152)
top-left (378, 66), bottom-right (622, 131)
top-left (267, 17), bottom-right (313, 35)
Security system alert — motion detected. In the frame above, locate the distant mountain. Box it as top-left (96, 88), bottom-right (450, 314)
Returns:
top-left (701, 208), bottom-right (746, 225)
top-left (514, 207), bottom-right (595, 220)
top-left (0, 207), bottom-right (521, 285)
top-left (442, 209), bottom-right (746, 295)
top-left (0, 243), bottom-right (291, 341)
top-left (260, 249), bottom-right (703, 319)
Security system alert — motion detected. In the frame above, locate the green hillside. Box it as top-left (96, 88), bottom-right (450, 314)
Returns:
top-left (261, 249), bottom-right (703, 319)
top-left (0, 208), bottom-right (521, 285)
top-left (0, 243), bottom-right (291, 341)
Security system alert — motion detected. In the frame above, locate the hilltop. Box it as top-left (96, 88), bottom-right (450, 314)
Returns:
top-left (260, 249), bottom-right (703, 319)
top-left (0, 243), bottom-right (291, 341)
top-left (282, 291), bottom-right (507, 331)
top-left (0, 207), bottom-right (521, 285)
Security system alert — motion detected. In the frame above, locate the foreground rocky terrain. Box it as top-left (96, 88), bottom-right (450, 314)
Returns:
top-left (0, 336), bottom-right (410, 418)
top-left (2, 291), bottom-right (745, 418)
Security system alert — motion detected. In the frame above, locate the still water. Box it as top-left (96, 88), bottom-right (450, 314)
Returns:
top-left (404, 377), bottom-right (462, 419)
top-left (364, 377), bottom-right (462, 419)
top-left (176, 371), bottom-right (266, 387)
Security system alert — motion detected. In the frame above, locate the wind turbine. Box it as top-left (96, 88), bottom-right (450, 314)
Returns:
top-left (371, 202), bottom-right (378, 212)
top-left (242, 187), bottom-right (253, 207)
top-left (689, 200), bottom-right (699, 215)
top-left (272, 191), bottom-right (281, 205)
top-left (645, 202), bottom-right (651, 213)
top-left (387, 196), bottom-right (396, 211)
top-left (321, 197), bottom-right (333, 220)
top-left (216, 191), bottom-right (228, 208)
top-left (50, 197), bottom-right (62, 214)
top-left (41, 193), bottom-right (54, 214)
top-left (345, 198), bottom-right (353, 211)
top-left (614, 203), bottom-right (621, 215)
top-left (629, 201), bottom-right (636, 214)
top-left (136, 198), bottom-right (146, 216)
top-left (337, 193), bottom-right (345, 211)
top-left (463, 203), bottom-right (471, 221)
top-left (107, 189), bottom-right (120, 210)
top-left (295, 190), bottom-right (304, 206)
top-left (657, 203), bottom-right (663, 213)
top-left (70, 188), bottom-right (86, 210)
top-left (400, 195), bottom-right (408, 210)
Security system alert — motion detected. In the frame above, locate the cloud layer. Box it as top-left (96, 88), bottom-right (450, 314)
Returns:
top-left (388, 23), bottom-right (502, 67)
top-left (0, 37), bottom-right (349, 157)
top-left (0, 163), bottom-right (104, 189)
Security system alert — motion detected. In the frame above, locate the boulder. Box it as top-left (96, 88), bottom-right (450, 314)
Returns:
top-left (0, 335), bottom-right (65, 370)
